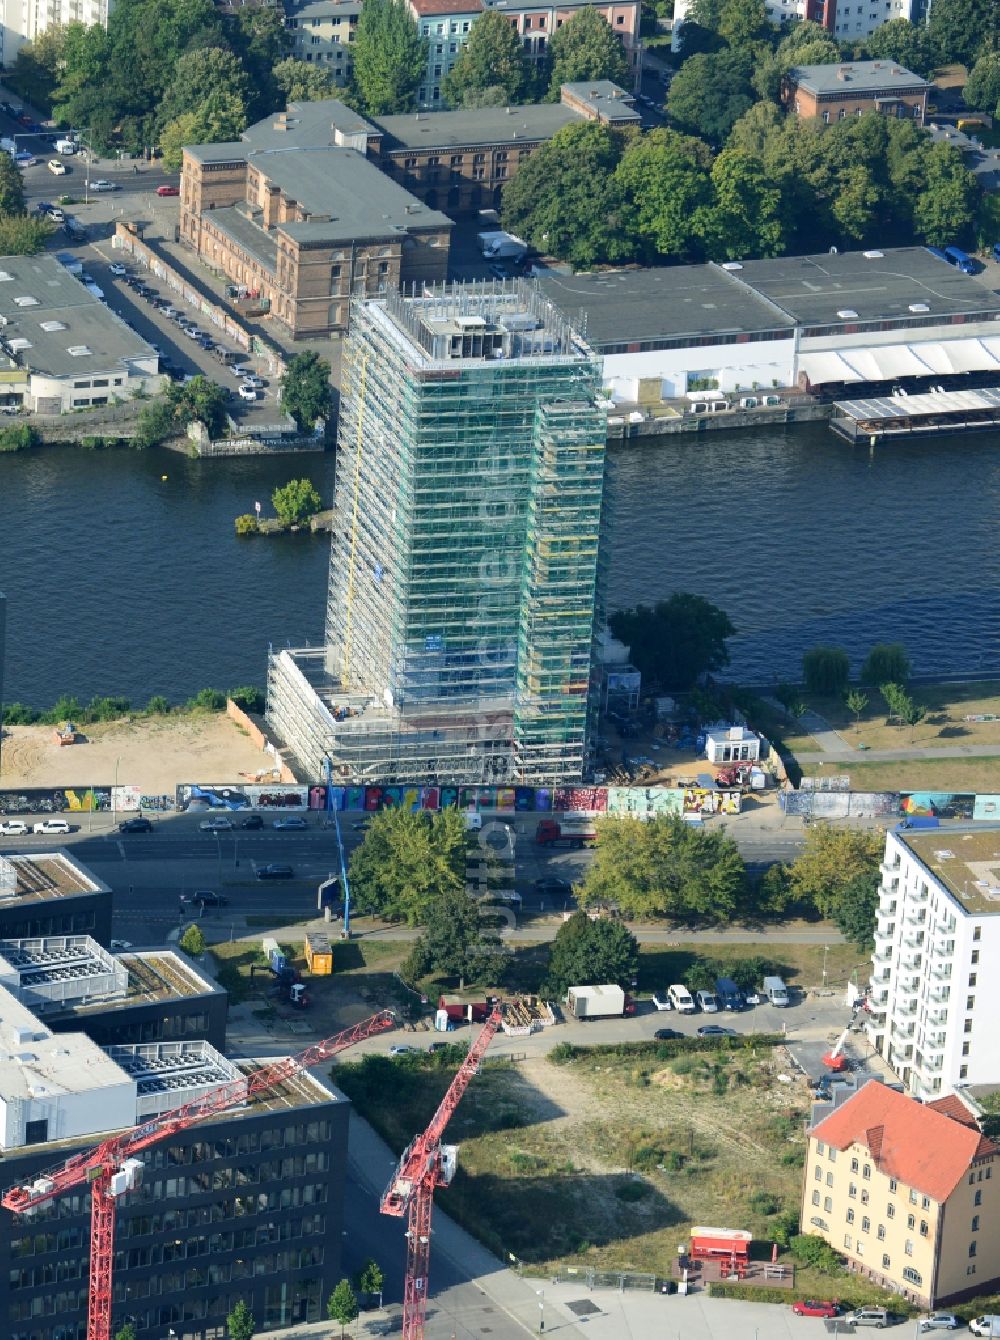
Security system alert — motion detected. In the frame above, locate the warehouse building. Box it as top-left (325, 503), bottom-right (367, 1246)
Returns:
top-left (0, 851), bottom-right (112, 944)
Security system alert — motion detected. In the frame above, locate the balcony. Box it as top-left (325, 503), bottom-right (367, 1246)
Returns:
top-left (900, 952), bottom-right (923, 972)
top-left (904, 911), bottom-right (926, 928)
top-left (927, 1007), bottom-right (949, 1026)
top-left (891, 1002), bottom-right (917, 1018)
top-left (928, 987), bottom-right (951, 1004)
top-left (880, 860), bottom-right (901, 879)
top-left (872, 947), bottom-right (893, 966)
top-left (929, 965), bottom-right (952, 982)
top-left (892, 1023), bottom-right (916, 1043)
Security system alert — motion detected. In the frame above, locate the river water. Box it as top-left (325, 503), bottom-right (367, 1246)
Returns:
top-left (1, 425), bottom-right (999, 706)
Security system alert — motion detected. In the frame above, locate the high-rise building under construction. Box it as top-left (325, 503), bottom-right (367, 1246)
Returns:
top-left (267, 281), bottom-right (608, 784)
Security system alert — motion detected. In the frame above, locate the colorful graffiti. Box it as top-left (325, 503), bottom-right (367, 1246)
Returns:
top-left (900, 792), bottom-right (975, 820)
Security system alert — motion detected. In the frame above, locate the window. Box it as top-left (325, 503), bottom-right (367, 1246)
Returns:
top-left (887, 1204), bottom-right (895, 1219)
top-left (963, 1042), bottom-right (971, 1057)
top-left (863, 1164), bottom-right (872, 1180)
top-left (904, 1240), bottom-right (914, 1257)
top-left (829, 1149), bottom-right (837, 1163)
top-left (856, 1240), bottom-right (864, 1257)
top-left (812, 1190), bottom-right (821, 1206)
top-left (826, 1173), bottom-right (834, 1187)
top-left (922, 1197), bottom-right (930, 1210)
top-left (851, 1158), bottom-right (859, 1173)
top-left (975, 1190), bottom-right (982, 1206)
top-left (969, 1242), bottom-right (977, 1258)
top-left (909, 1190), bottom-right (918, 1205)
top-left (877, 1225), bottom-right (886, 1241)
top-left (844, 1234), bottom-right (852, 1249)
top-left (330, 265), bottom-right (341, 278)
top-left (965, 1018), bottom-right (974, 1034)
top-left (902, 1266), bottom-right (921, 1284)
top-left (889, 1179), bottom-right (897, 1193)
top-left (961, 1065), bottom-right (969, 1079)
top-left (967, 996), bottom-right (975, 1010)
top-left (861, 1190), bottom-right (870, 1206)
top-left (882, 1253), bottom-right (891, 1269)
top-left (847, 1209), bottom-right (855, 1224)
top-left (972, 1215), bottom-right (980, 1231)
top-left (861, 1217), bottom-right (870, 1233)
top-left (969, 973), bottom-right (977, 987)
top-left (907, 1215), bottom-right (915, 1229)
top-left (968, 1265), bottom-right (977, 1276)
top-left (920, 1221), bottom-right (929, 1236)
top-left (824, 1197), bottom-right (833, 1213)
top-left (974, 925), bottom-right (982, 941)
top-left (972, 950), bottom-right (980, 964)
top-left (849, 1183), bottom-right (858, 1199)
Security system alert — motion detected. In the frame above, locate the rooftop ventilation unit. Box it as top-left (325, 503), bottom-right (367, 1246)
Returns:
top-left (39, 320), bottom-right (65, 332)
top-left (455, 316), bottom-right (487, 330)
top-left (908, 303), bottom-right (930, 313)
top-left (13, 296), bottom-right (38, 307)
top-left (720, 262), bottom-right (743, 271)
top-left (0, 270), bottom-right (14, 282)
top-left (836, 309), bottom-right (859, 320)
top-left (67, 345), bottom-right (92, 356)
top-left (862, 250), bottom-right (884, 259)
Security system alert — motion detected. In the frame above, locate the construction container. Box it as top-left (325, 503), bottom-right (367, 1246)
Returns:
top-left (304, 932), bottom-right (333, 976)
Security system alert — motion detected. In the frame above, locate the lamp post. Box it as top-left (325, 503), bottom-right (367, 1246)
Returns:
top-left (823, 944), bottom-right (830, 987)
top-left (536, 1288), bottom-right (545, 1333)
top-left (112, 754), bottom-right (122, 829)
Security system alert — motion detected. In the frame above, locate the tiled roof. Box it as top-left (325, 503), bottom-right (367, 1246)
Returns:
top-left (925, 1094), bottom-right (979, 1129)
top-left (811, 1080), bottom-right (997, 1204)
top-left (410, 0), bottom-right (483, 13)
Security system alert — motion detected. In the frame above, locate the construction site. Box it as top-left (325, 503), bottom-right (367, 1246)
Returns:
top-left (266, 283), bottom-right (610, 788)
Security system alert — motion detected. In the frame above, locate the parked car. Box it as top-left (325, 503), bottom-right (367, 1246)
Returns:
top-left (241, 374), bottom-right (264, 389)
top-left (46, 159), bottom-right (67, 175)
top-left (389, 1045), bottom-right (418, 1056)
top-left (843, 1307), bottom-right (889, 1329)
top-left (109, 939), bottom-right (133, 950)
top-left (273, 817), bottom-right (308, 830)
top-left (14, 152), bottom-right (37, 166)
top-left (108, 262), bottom-right (128, 277)
top-left (156, 184), bottom-right (180, 196)
top-left (199, 817), bottom-right (233, 832)
top-left (33, 818), bottom-right (71, 834)
top-left (0, 819), bottom-right (29, 836)
top-left (119, 817), bottom-right (153, 833)
top-left (917, 1316), bottom-right (959, 1332)
top-left (696, 990), bottom-right (720, 1013)
top-left (533, 877), bottom-right (572, 897)
top-left (255, 863), bottom-right (294, 880)
top-left (792, 1301), bottom-right (840, 1318)
top-left (652, 992), bottom-right (673, 1012)
top-left (241, 814), bottom-right (263, 829)
top-left (238, 384), bottom-right (258, 402)
top-left (696, 1024), bottom-right (737, 1037)
top-left (654, 1028), bottom-right (683, 1041)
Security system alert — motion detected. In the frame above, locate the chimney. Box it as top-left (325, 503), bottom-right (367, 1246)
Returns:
top-left (836, 66), bottom-right (850, 81)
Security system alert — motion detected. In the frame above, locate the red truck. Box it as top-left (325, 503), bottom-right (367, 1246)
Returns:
top-left (535, 818), bottom-right (597, 848)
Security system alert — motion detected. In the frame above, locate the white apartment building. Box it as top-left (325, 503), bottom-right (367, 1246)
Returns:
top-left (671, 0), bottom-right (914, 50)
top-left (0, 0), bottom-right (112, 67)
top-left (867, 827), bottom-right (1000, 1100)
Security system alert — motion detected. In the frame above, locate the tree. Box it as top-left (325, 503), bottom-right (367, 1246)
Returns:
top-left (912, 141), bottom-right (977, 247)
top-left (860, 642), bottom-right (910, 686)
top-left (136, 376), bottom-right (229, 446)
top-left (717, 0), bottom-right (771, 48)
top-left (697, 147), bottom-right (785, 260)
top-left (160, 90), bottom-right (248, 170)
top-left (543, 7), bottom-right (630, 98)
top-left (845, 689), bottom-right (869, 725)
top-left (787, 825), bottom-right (883, 920)
top-left (667, 49), bottom-right (756, 145)
top-left (159, 47), bottom-right (250, 132)
top-left (348, 807), bottom-right (466, 924)
top-left (179, 923), bottom-right (207, 955)
top-left (831, 869), bottom-right (880, 949)
top-left (675, 0), bottom-right (725, 57)
top-left (614, 128), bottom-right (713, 261)
top-left (546, 910), bottom-right (638, 996)
top-left (860, 19), bottom-right (940, 79)
top-left (501, 121), bottom-right (634, 268)
top-left (0, 215), bottom-right (53, 257)
top-left (407, 885), bottom-right (508, 987)
top-left (928, 0), bottom-right (994, 68)
top-left (802, 646), bottom-right (850, 698)
top-left (327, 1279), bottom-right (360, 1338)
top-left (608, 593), bottom-right (734, 691)
top-left (357, 1258), bottom-right (385, 1305)
top-left (280, 351), bottom-right (333, 430)
top-left (273, 56), bottom-right (339, 103)
top-left (271, 478), bottom-right (323, 527)
top-left (964, 53), bottom-right (1000, 114)
top-left (442, 11), bottom-right (532, 108)
top-left (579, 816), bottom-right (748, 924)
top-left (0, 152), bottom-right (26, 216)
top-left (114, 1326), bottom-right (138, 1340)
top-left (227, 1299), bottom-right (256, 1340)
top-left (350, 0), bottom-right (426, 115)
top-left (7, 27), bottom-right (67, 114)
top-left (230, 3), bottom-right (291, 119)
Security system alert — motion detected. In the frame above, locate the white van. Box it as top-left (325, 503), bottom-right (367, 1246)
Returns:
top-left (762, 975), bottom-right (789, 1007)
top-left (668, 984), bottom-right (695, 1013)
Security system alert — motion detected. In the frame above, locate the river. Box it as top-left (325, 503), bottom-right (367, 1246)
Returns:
top-left (1, 425), bottom-right (998, 706)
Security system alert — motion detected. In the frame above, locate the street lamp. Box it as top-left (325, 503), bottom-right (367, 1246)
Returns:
top-left (536, 1288), bottom-right (545, 1333)
top-left (112, 754), bottom-right (122, 827)
top-left (823, 944), bottom-right (830, 987)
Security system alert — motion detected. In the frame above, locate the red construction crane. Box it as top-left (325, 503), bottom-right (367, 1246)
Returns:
top-left (380, 1005), bottom-right (503, 1340)
top-left (2, 1009), bottom-right (396, 1340)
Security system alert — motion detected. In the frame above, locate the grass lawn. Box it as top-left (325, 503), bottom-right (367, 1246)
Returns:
top-left (800, 755), bottom-right (1000, 793)
top-left (638, 941), bottom-right (867, 994)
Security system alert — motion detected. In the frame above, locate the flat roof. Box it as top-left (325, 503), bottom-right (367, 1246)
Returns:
top-left (537, 265), bottom-right (794, 346)
top-left (900, 828), bottom-right (1000, 917)
top-left (789, 61), bottom-right (928, 95)
top-left (51, 950), bottom-right (221, 1017)
top-left (377, 102), bottom-right (578, 151)
top-left (0, 255), bottom-right (156, 379)
top-left (247, 99), bottom-right (378, 150)
top-left (835, 386), bottom-right (1000, 423)
top-left (735, 249), bottom-right (1000, 328)
top-left (561, 81), bottom-right (641, 123)
top-left (0, 852), bottom-right (108, 903)
top-left (411, 0), bottom-right (483, 13)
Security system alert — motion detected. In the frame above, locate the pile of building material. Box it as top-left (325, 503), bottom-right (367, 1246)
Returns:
top-left (502, 996), bottom-right (556, 1036)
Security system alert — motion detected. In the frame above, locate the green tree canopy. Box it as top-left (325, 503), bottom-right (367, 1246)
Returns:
top-left (501, 120), bottom-right (634, 268)
top-left (802, 646), bottom-right (850, 697)
top-left (357, 1258), bottom-right (385, 1302)
top-left (350, 0), bottom-right (426, 114)
top-left (675, 0), bottom-right (726, 57)
top-left (831, 869), bottom-right (880, 949)
top-left (160, 90), bottom-right (248, 170)
top-left (227, 1299), bottom-right (256, 1340)
top-left (114, 1325), bottom-right (138, 1340)
top-left (546, 910), bottom-right (638, 996)
top-left (667, 48), bottom-right (756, 145)
top-left (858, 18), bottom-right (940, 78)
top-left (964, 53), bottom-right (1000, 113)
top-left (348, 807), bottom-right (466, 924)
top-left (7, 26), bottom-right (67, 113)
top-left (179, 923), bottom-right (207, 955)
top-left (614, 128), bottom-right (712, 261)
top-left (697, 146), bottom-right (785, 260)
top-left (787, 825), bottom-right (883, 920)
top-left (442, 10), bottom-right (532, 107)
top-left (280, 351), bottom-right (333, 430)
top-left (158, 46), bottom-right (250, 132)
top-left (271, 478), bottom-right (323, 526)
top-left (927, 0), bottom-right (994, 68)
top-left (860, 642), bottom-right (910, 686)
top-left (403, 885), bottom-right (508, 987)
top-left (912, 141), bottom-right (977, 246)
top-left (578, 815), bottom-right (748, 924)
top-left (230, 4), bottom-right (291, 118)
top-left (273, 55), bottom-right (339, 103)
top-left (328, 1279), bottom-right (360, 1337)
top-left (136, 376), bottom-right (229, 446)
top-left (0, 153), bottom-right (27, 216)
top-left (608, 593), bottom-right (734, 691)
top-left (717, 0), bottom-right (772, 47)
top-left (543, 7), bottom-right (630, 97)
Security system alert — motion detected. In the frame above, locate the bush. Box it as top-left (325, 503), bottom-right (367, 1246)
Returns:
top-left (708, 1283), bottom-right (794, 1304)
top-left (145, 696), bottom-right (171, 716)
top-left (614, 1180), bottom-right (650, 1202)
top-left (0, 423), bottom-right (39, 452)
top-left (2, 702), bottom-right (40, 724)
top-left (749, 1189), bottom-right (781, 1215)
top-left (229, 685), bottom-right (265, 714)
top-left (186, 687), bottom-right (226, 713)
top-left (41, 695), bottom-right (84, 725)
top-left (548, 1041), bottom-right (577, 1064)
top-left (790, 1233), bottom-right (843, 1272)
top-left (861, 642), bottom-right (910, 686)
top-left (802, 645), bottom-right (849, 697)
top-left (86, 696), bottom-right (131, 722)
top-left (234, 513), bottom-right (259, 536)
top-left (179, 924), bottom-right (207, 956)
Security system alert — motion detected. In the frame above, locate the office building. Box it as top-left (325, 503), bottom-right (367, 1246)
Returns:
top-left (783, 61), bottom-right (929, 123)
top-left (0, 976), bottom-right (347, 1338)
top-left (803, 1079), bottom-right (999, 1306)
top-left (267, 281), bottom-right (609, 784)
top-left (0, 851), bottom-right (112, 944)
top-left (867, 827), bottom-right (1000, 1100)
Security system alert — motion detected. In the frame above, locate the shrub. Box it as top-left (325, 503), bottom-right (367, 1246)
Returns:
top-left (548, 1041), bottom-right (577, 1064)
top-left (614, 1180), bottom-right (650, 1203)
top-left (0, 423), bottom-right (38, 452)
top-left (749, 1189), bottom-right (781, 1215)
top-left (234, 513), bottom-right (259, 536)
top-left (145, 696), bottom-right (171, 716)
top-left (86, 696), bottom-right (131, 722)
top-left (230, 685), bottom-right (265, 714)
top-left (179, 924), bottom-right (207, 956)
top-left (790, 1233), bottom-right (843, 1272)
top-left (41, 695), bottom-right (84, 725)
top-left (861, 642), bottom-right (910, 686)
top-left (802, 645), bottom-right (849, 697)
top-left (708, 1283), bottom-right (793, 1304)
top-left (186, 687), bottom-right (226, 713)
top-left (2, 702), bottom-right (40, 724)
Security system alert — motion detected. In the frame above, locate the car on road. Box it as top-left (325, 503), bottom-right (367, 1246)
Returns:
top-left (90, 179), bottom-right (120, 192)
top-left (240, 374), bottom-right (264, 389)
top-left (119, 817), bottom-right (153, 833)
top-left (917, 1316), bottom-right (959, 1332)
top-left (389, 1045), bottom-right (418, 1056)
top-left (241, 814), bottom-right (263, 829)
top-left (14, 152), bottom-right (36, 166)
top-left (109, 939), bottom-right (133, 950)
top-left (182, 890), bottom-right (228, 907)
top-left (255, 863), bottom-right (294, 880)
top-left (33, 818), bottom-right (71, 834)
top-left (156, 184), bottom-right (180, 196)
top-left (696, 1024), bottom-right (737, 1037)
top-left (46, 159), bottom-right (66, 175)
top-left (652, 992), bottom-right (673, 1012)
top-left (108, 262), bottom-right (128, 276)
top-left (533, 877), bottom-right (572, 897)
top-left (273, 817), bottom-right (308, 830)
top-left (238, 384), bottom-right (258, 402)
top-left (0, 819), bottom-right (29, 836)
top-left (199, 817), bottom-right (233, 832)
top-left (791, 1300), bottom-right (840, 1318)
top-left (654, 1028), bottom-right (683, 1040)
